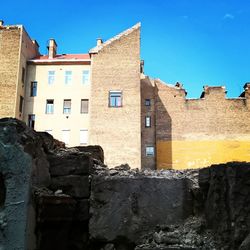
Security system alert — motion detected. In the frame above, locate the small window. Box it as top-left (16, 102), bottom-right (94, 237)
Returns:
top-left (145, 99), bottom-right (151, 106)
top-left (82, 70), bottom-right (90, 84)
top-left (109, 91), bottom-right (122, 107)
top-left (19, 96), bottom-right (24, 113)
top-left (28, 114), bottom-right (35, 129)
top-left (30, 81), bottom-right (37, 97)
top-left (63, 99), bottom-right (71, 114)
top-left (65, 71), bottom-right (72, 84)
top-left (46, 99), bottom-right (54, 114)
top-left (146, 146), bottom-right (154, 157)
top-left (22, 67), bottom-right (26, 83)
top-left (48, 71), bottom-right (55, 84)
top-left (80, 129), bottom-right (88, 145)
top-left (62, 129), bottom-right (70, 145)
top-left (145, 116), bottom-right (151, 127)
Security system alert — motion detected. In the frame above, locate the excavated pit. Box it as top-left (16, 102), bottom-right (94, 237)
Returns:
top-left (0, 118), bottom-right (249, 250)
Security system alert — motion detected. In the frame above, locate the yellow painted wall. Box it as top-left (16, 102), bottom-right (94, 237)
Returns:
top-left (157, 140), bottom-right (250, 169)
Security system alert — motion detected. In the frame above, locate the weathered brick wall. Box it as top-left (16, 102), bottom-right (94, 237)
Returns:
top-left (141, 77), bottom-right (156, 169)
top-left (89, 24), bottom-right (141, 168)
top-left (0, 25), bottom-right (39, 119)
top-left (0, 26), bottom-right (21, 118)
top-left (155, 80), bottom-right (250, 169)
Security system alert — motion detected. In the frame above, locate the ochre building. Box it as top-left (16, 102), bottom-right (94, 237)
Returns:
top-left (0, 20), bottom-right (249, 169)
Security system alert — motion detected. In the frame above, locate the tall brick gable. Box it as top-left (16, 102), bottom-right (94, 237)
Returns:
top-left (89, 23), bottom-right (141, 168)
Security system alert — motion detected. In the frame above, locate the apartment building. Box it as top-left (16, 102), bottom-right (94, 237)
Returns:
top-left (24, 39), bottom-right (91, 146)
top-left (1, 20), bottom-right (250, 170)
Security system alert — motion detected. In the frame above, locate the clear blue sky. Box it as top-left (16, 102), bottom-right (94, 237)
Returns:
top-left (2, 0), bottom-right (250, 97)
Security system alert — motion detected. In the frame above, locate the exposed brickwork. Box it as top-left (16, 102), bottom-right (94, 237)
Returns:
top-left (155, 81), bottom-right (250, 140)
top-left (141, 76), bottom-right (156, 169)
top-left (155, 80), bottom-right (250, 169)
top-left (0, 27), bottom-right (21, 117)
top-left (89, 24), bottom-right (141, 168)
top-left (0, 25), bottom-right (39, 119)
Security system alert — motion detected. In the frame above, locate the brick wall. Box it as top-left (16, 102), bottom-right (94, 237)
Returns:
top-left (141, 76), bottom-right (156, 169)
top-left (0, 26), bottom-right (21, 118)
top-left (89, 24), bottom-right (141, 168)
top-left (0, 25), bottom-right (39, 119)
top-left (155, 80), bottom-right (250, 169)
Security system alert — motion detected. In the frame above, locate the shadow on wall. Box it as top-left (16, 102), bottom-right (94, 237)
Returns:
top-left (0, 173), bottom-right (6, 207)
top-left (155, 85), bottom-right (172, 169)
top-left (23, 66), bottom-right (37, 129)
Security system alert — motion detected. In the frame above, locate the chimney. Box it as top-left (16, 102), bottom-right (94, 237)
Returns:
top-left (47, 39), bottom-right (57, 59)
top-left (0, 20), bottom-right (4, 26)
top-left (140, 60), bottom-right (144, 74)
top-left (96, 38), bottom-right (103, 46)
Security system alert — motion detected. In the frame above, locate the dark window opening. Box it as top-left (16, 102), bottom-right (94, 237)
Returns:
top-left (28, 114), bottom-right (35, 129)
top-left (19, 96), bottom-right (24, 113)
top-left (22, 67), bottom-right (26, 83)
top-left (30, 81), bottom-right (37, 97)
top-left (145, 99), bottom-right (151, 106)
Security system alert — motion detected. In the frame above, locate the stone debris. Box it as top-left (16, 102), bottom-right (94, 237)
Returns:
top-left (0, 118), bottom-right (250, 250)
top-left (135, 217), bottom-right (219, 250)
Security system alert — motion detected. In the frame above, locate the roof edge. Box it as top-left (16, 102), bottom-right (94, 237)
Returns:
top-left (89, 22), bottom-right (141, 54)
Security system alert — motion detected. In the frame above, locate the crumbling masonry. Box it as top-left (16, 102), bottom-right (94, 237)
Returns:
top-left (0, 118), bottom-right (250, 250)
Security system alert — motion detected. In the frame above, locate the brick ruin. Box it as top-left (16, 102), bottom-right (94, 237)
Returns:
top-left (0, 118), bottom-right (249, 250)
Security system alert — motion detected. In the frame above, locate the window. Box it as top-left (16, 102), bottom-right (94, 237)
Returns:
top-left (145, 116), bottom-right (151, 127)
top-left (19, 96), bottom-right (24, 113)
top-left (63, 99), bottom-right (71, 114)
top-left (145, 99), bottom-right (151, 106)
top-left (62, 129), bottom-right (70, 145)
top-left (65, 71), bottom-right (72, 84)
top-left (82, 70), bottom-right (90, 84)
top-left (46, 99), bottom-right (54, 114)
top-left (80, 129), bottom-right (88, 145)
top-left (48, 71), bottom-right (55, 84)
top-left (81, 99), bottom-right (89, 113)
top-left (109, 91), bottom-right (122, 107)
top-left (30, 81), bottom-right (37, 96)
top-left (22, 67), bottom-right (25, 83)
top-left (146, 146), bottom-right (154, 157)
top-left (28, 114), bottom-right (35, 129)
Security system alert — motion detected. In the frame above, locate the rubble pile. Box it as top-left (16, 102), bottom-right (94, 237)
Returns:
top-left (0, 118), bottom-right (249, 250)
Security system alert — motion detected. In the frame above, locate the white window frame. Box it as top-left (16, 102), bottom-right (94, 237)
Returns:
top-left (145, 116), bottom-right (151, 127)
top-left (80, 129), bottom-right (88, 145)
top-left (82, 70), bottom-right (90, 84)
top-left (46, 99), bottom-right (54, 114)
top-left (109, 90), bottom-right (122, 107)
top-left (65, 71), bottom-right (72, 84)
top-left (63, 99), bottom-right (71, 114)
top-left (146, 146), bottom-right (154, 157)
top-left (48, 71), bottom-right (55, 85)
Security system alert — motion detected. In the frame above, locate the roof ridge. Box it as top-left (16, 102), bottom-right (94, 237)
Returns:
top-left (89, 22), bottom-right (141, 54)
